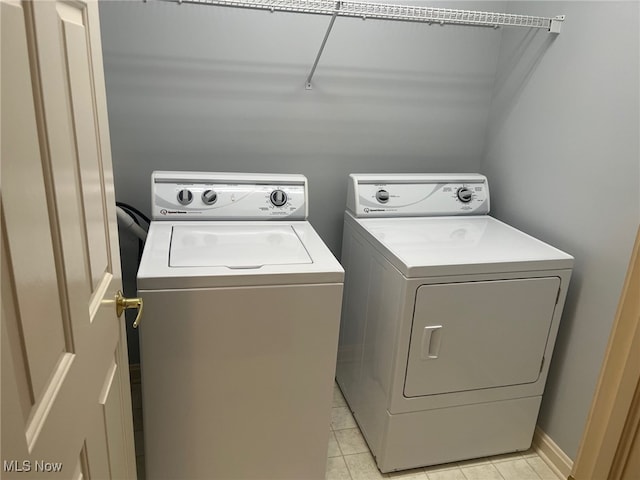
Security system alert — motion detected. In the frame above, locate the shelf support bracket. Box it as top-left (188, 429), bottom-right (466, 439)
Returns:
top-left (305, 1), bottom-right (341, 90)
top-left (549, 15), bottom-right (565, 34)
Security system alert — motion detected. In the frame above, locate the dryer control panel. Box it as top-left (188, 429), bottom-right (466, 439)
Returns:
top-left (347, 173), bottom-right (490, 217)
top-left (151, 171), bottom-right (308, 220)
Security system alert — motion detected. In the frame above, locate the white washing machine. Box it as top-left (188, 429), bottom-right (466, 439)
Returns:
top-left (137, 171), bottom-right (344, 480)
top-left (335, 173), bottom-right (573, 473)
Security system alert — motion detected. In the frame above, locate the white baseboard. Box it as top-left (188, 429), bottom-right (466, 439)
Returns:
top-left (533, 426), bottom-right (573, 479)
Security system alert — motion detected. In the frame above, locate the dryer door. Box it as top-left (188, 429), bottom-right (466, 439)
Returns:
top-left (404, 277), bottom-right (560, 397)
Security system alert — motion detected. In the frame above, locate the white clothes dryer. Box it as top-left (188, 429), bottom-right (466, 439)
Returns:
top-left (137, 171), bottom-right (344, 480)
top-left (335, 173), bottom-right (573, 473)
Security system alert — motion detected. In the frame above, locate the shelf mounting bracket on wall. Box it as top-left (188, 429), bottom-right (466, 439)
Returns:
top-left (158, 0), bottom-right (566, 88)
top-left (305, 0), bottom-right (341, 90)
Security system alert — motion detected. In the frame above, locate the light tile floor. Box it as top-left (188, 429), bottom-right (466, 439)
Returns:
top-left (130, 379), bottom-right (562, 480)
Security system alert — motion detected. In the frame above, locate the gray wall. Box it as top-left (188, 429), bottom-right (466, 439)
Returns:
top-left (100, 0), bottom-right (503, 255)
top-left (100, 0), bottom-right (503, 364)
top-left (483, 1), bottom-right (639, 460)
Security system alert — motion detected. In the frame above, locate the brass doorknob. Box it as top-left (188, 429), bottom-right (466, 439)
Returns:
top-left (115, 290), bottom-right (144, 328)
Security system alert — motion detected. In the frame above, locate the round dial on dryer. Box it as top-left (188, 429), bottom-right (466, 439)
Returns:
top-left (376, 189), bottom-right (390, 203)
top-left (456, 187), bottom-right (473, 203)
top-left (202, 189), bottom-right (218, 205)
top-left (177, 188), bottom-right (193, 205)
top-left (270, 189), bottom-right (288, 207)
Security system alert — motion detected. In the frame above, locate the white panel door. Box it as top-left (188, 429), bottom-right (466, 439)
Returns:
top-left (404, 277), bottom-right (561, 397)
top-left (1, 1), bottom-right (136, 478)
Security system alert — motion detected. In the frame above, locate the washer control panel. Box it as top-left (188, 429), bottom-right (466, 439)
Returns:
top-left (347, 173), bottom-right (490, 217)
top-left (151, 171), bottom-right (308, 220)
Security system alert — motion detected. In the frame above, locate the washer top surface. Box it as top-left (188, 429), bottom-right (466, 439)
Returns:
top-left (170, 224), bottom-right (312, 268)
top-left (346, 212), bottom-right (574, 277)
top-left (138, 172), bottom-right (343, 289)
top-left (138, 220), bottom-right (343, 290)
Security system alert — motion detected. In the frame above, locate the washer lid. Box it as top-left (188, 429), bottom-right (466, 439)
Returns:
top-left (170, 225), bottom-right (312, 268)
top-left (346, 213), bottom-right (574, 276)
top-left (137, 221), bottom-right (344, 289)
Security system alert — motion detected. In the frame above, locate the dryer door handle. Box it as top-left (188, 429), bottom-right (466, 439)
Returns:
top-left (421, 325), bottom-right (443, 360)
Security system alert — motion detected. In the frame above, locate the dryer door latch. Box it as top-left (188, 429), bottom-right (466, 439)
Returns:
top-left (421, 325), bottom-right (443, 360)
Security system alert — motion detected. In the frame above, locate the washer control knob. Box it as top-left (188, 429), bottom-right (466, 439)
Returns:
top-left (376, 189), bottom-right (390, 203)
top-left (457, 187), bottom-right (473, 203)
top-left (270, 189), bottom-right (288, 207)
top-left (202, 189), bottom-right (218, 205)
top-left (177, 188), bottom-right (193, 205)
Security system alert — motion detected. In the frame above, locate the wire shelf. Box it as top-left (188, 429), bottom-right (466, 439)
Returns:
top-left (158, 0), bottom-right (565, 88)
top-left (171, 0), bottom-right (564, 31)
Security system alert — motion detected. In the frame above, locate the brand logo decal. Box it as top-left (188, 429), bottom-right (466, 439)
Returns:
top-left (160, 209), bottom-right (187, 215)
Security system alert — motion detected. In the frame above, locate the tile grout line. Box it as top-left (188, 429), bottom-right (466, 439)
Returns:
top-left (461, 465), bottom-right (507, 480)
top-left (522, 454), bottom-right (555, 480)
top-left (341, 453), bottom-right (355, 480)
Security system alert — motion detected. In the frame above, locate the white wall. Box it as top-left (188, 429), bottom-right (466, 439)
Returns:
top-left (483, 1), bottom-right (639, 460)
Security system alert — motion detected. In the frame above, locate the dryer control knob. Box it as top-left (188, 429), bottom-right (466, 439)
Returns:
top-left (202, 189), bottom-right (218, 205)
top-left (177, 189), bottom-right (193, 205)
top-left (270, 189), bottom-right (288, 207)
top-left (376, 189), bottom-right (390, 203)
top-left (457, 187), bottom-right (473, 203)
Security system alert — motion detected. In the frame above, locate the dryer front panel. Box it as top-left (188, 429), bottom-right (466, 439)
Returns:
top-left (404, 277), bottom-right (560, 397)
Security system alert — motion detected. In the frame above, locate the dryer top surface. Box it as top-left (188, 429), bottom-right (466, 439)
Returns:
top-left (346, 212), bottom-right (573, 277)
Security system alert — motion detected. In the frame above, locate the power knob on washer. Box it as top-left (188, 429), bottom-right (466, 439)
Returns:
top-left (202, 189), bottom-right (218, 205)
top-left (270, 189), bottom-right (288, 207)
top-left (456, 187), bottom-right (473, 203)
top-left (177, 188), bottom-right (193, 205)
